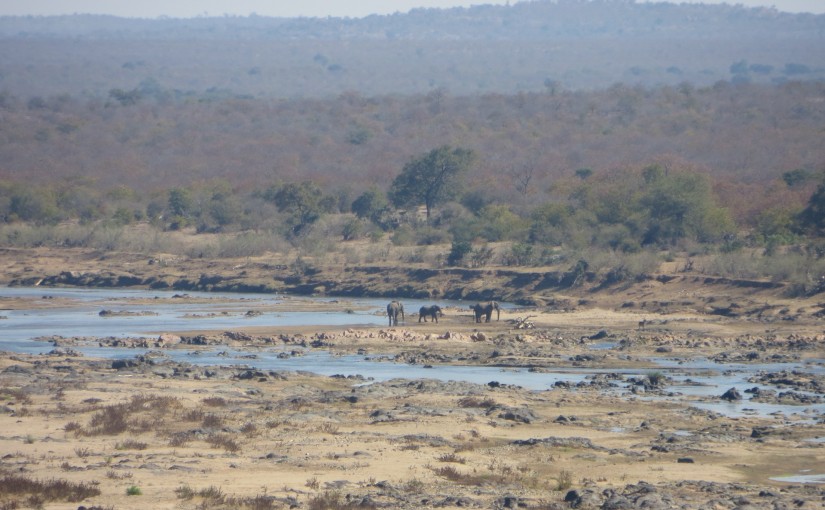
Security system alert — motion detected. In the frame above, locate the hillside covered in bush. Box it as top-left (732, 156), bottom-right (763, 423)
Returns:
top-left (1, 1), bottom-right (824, 291)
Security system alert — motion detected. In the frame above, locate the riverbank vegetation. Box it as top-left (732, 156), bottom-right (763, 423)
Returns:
top-left (1, 80), bottom-right (824, 292)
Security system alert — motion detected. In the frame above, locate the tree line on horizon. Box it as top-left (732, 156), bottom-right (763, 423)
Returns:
top-left (1, 1), bottom-right (822, 99)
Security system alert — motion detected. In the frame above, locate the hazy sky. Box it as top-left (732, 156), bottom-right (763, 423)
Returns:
top-left (1, 0), bottom-right (823, 18)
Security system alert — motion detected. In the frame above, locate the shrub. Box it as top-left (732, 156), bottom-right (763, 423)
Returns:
top-left (115, 439), bottom-right (147, 450)
top-left (175, 485), bottom-right (196, 500)
top-left (341, 217), bottom-right (363, 241)
top-left (63, 421), bottom-right (82, 433)
top-left (447, 240), bottom-right (472, 266)
top-left (126, 485), bottom-right (142, 496)
top-left (457, 396), bottom-right (497, 408)
top-left (437, 453), bottom-right (467, 464)
top-left (202, 413), bottom-right (224, 428)
top-left (73, 447), bottom-right (92, 458)
top-left (182, 408), bottom-right (205, 422)
top-left (469, 245), bottom-right (495, 267)
top-left (646, 372), bottom-right (666, 387)
top-left (202, 397), bottom-right (228, 407)
top-left (305, 477), bottom-right (320, 490)
top-left (555, 470), bottom-right (573, 491)
top-left (505, 242), bottom-right (534, 266)
top-left (206, 434), bottom-right (240, 453)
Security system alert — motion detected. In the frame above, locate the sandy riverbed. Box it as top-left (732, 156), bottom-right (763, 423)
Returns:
top-left (2, 302), bottom-right (824, 509)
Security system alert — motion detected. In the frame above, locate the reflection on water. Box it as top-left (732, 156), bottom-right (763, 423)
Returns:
top-left (2, 286), bottom-right (825, 420)
top-left (769, 473), bottom-right (825, 484)
top-left (1, 286), bottom-right (387, 342)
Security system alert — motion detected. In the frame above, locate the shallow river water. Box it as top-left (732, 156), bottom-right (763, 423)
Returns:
top-left (2, 286), bottom-right (824, 421)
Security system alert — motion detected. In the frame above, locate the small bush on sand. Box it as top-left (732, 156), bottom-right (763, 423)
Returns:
top-left (437, 453), bottom-right (467, 464)
top-left (206, 434), bottom-right (240, 453)
top-left (555, 470), bottom-right (574, 491)
top-left (115, 439), bottom-right (147, 450)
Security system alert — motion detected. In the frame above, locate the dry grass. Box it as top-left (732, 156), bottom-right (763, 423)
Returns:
top-left (81, 394), bottom-right (181, 436)
top-left (115, 439), bottom-right (148, 450)
top-left (307, 491), bottom-right (377, 510)
top-left (437, 452), bottom-right (467, 464)
top-left (206, 434), bottom-right (241, 453)
top-left (175, 483), bottom-right (302, 509)
top-left (0, 475), bottom-right (101, 505)
top-left (202, 396), bottom-right (228, 407)
top-left (431, 465), bottom-right (487, 485)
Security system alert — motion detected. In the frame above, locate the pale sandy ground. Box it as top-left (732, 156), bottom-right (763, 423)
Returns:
top-left (1, 302), bottom-right (824, 509)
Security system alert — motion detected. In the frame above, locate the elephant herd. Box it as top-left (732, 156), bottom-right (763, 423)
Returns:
top-left (385, 300), bottom-right (500, 326)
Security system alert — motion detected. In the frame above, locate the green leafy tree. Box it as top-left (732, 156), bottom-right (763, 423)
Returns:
top-left (640, 172), bottom-right (733, 245)
top-left (351, 187), bottom-right (388, 223)
top-left (58, 183), bottom-right (102, 223)
top-left (8, 186), bottom-right (61, 224)
top-left (265, 181), bottom-right (334, 235)
top-left (447, 240), bottom-right (472, 266)
top-left (111, 207), bottom-right (134, 226)
top-left (476, 204), bottom-right (528, 242)
top-left (208, 193), bottom-right (242, 227)
top-left (389, 145), bottom-right (474, 222)
top-left (798, 183), bottom-right (825, 234)
top-left (730, 59), bottom-right (749, 75)
top-left (782, 168), bottom-right (811, 187)
top-left (529, 202), bottom-right (572, 245)
top-left (574, 168), bottom-right (593, 180)
top-left (108, 88), bottom-right (141, 106)
top-left (168, 188), bottom-right (193, 218)
top-left (166, 187), bottom-right (194, 230)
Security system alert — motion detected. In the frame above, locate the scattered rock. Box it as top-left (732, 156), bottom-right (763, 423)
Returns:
top-left (720, 387), bottom-right (742, 401)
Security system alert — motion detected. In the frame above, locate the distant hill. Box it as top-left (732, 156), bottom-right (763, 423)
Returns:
top-left (0, 0), bottom-right (823, 98)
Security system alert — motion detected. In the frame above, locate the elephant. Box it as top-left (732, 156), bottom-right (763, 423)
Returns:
top-left (418, 305), bottom-right (443, 323)
top-left (470, 301), bottom-right (500, 323)
top-left (387, 300), bottom-right (404, 326)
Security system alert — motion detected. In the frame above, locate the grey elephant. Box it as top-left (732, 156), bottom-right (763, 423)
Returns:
top-left (387, 300), bottom-right (404, 326)
top-left (418, 305), bottom-right (443, 323)
top-left (470, 301), bottom-right (500, 323)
